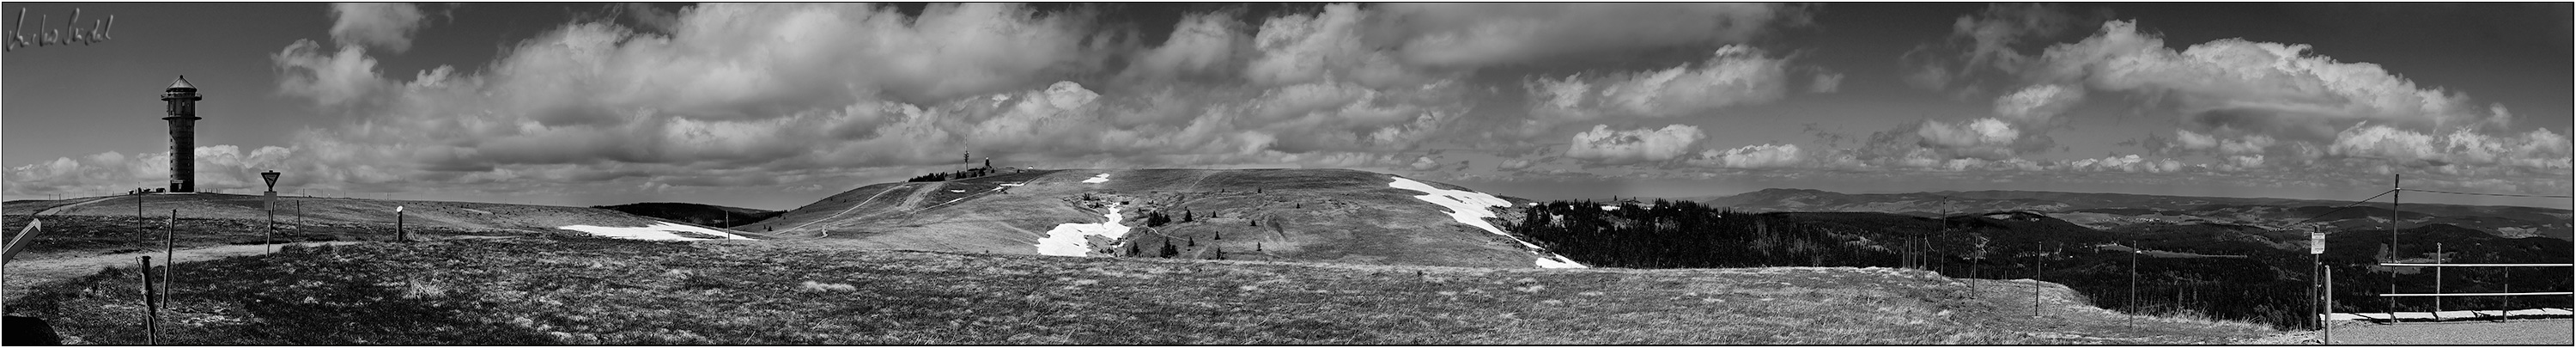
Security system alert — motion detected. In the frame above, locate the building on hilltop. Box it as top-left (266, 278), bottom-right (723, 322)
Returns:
top-left (160, 76), bottom-right (203, 192)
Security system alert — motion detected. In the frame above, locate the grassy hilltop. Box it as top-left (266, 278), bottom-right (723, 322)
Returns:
top-left (744, 168), bottom-right (1562, 268)
top-left (6, 236), bottom-right (2280, 345)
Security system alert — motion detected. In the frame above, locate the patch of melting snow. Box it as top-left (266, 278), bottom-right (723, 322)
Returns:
top-left (1036, 203), bottom-right (1131, 256)
top-left (1599, 205), bottom-right (1619, 211)
top-left (1387, 176), bottom-right (1588, 269)
top-left (556, 222), bottom-right (756, 241)
top-left (1081, 173), bottom-right (1110, 184)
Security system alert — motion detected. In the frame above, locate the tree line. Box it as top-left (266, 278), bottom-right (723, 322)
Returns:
top-left (1501, 198), bottom-right (2568, 330)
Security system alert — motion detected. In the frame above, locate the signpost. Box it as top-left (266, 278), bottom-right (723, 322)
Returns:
top-left (262, 170), bottom-right (279, 253)
top-left (394, 205), bottom-right (405, 241)
top-left (2312, 229), bottom-right (2326, 341)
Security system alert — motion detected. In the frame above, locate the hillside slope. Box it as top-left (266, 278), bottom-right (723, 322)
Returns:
top-left (3, 236), bottom-right (2284, 345)
top-left (743, 168), bottom-right (1577, 268)
top-left (3, 193), bottom-right (766, 244)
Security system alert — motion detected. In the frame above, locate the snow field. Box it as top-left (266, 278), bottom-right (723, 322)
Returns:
top-left (1035, 203), bottom-right (1131, 256)
top-left (1386, 177), bottom-right (1589, 269)
top-left (1081, 174), bottom-right (1110, 183)
top-left (556, 222), bottom-right (757, 241)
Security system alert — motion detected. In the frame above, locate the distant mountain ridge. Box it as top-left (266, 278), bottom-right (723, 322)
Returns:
top-left (1698, 188), bottom-right (2573, 240)
top-left (592, 202), bottom-right (782, 229)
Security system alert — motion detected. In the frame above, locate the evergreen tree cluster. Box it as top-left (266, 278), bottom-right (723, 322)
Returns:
top-left (1510, 199), bottom-right (1893, 268)
top-left (1504, 198), bottom-right (2570, 330)
top-left (1145, 211), bottom-right (1174, 227)
top-left (904, 168), bottom-right (1003, 182)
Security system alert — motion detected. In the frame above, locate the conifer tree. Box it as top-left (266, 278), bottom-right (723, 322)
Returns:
top-left (1159, 239), bottom-right (1179, 258)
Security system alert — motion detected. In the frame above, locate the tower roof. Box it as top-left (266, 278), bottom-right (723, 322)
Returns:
top-left (167, 76), bottom-right (195, 89)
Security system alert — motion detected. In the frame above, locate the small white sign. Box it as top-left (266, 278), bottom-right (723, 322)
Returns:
top-left (395, 205), bottom-right (405, 213)
top-left (2310, 232), bottom-right (2326, 254)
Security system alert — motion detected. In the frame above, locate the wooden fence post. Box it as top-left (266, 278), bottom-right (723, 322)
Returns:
top-left (139, 256), bottom-right (156, 345)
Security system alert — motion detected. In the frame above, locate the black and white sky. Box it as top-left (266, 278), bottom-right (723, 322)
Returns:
top-left (4, 3), bottom-right (2570, 210)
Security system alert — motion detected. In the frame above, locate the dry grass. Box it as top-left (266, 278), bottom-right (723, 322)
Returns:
top-left (752, 168), bottom-right (1560, 268)
top-left (7, 193), bottom-right (672, 233)
top-left (4, 236), bottom-right (2281, 345)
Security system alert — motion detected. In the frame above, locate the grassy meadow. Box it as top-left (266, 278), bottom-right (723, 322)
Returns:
top-left (5, 235), bottom-right (2281, 345)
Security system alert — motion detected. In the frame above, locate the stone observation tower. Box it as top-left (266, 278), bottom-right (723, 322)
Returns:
top-left (161, 76), bottom-right (202, 192)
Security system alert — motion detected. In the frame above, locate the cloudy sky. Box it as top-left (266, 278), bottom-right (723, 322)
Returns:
top-left (5, 3), bottom-right (2570, 211)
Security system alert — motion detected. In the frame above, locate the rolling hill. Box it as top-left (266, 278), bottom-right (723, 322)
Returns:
top-left (3, 236), bottom-right (2287, 345)
top-left (591, 202), bottom-right (782, 229)
top-left (3, 192), bottom-right (769, 250)
top-left (1699, 188), bottom-right (2573, 240)
top-left (739, 168), bottom-right (1581, 268)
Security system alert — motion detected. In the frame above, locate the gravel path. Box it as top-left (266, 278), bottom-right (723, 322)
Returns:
top-left (2324, 320), bottom-right (2573, 345)
top-left (3, 241), bottom-right (364, 304)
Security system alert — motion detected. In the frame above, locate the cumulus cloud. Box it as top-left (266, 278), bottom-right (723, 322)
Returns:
top-left (329, 3), bottom-right (434, 52)
top-left (1992, 83), bottom-right (2084, 124)
top-left (2063, 154), bottom-right (2186, 173)
top-left (1242, 4), bottom-right (1425, 87)
top-left (2035, 21), bottom-right (2510, 137)
top-left (1121, 11), bottom-right (1249, 82)
top-left (1808, 72), bottom-right (1845, 94)
top-left (34, 3), bottom-right (1526, 198)
top-left (1689, 143), bottom-right (1804, 168)
top-left (1564, 125), bottom-right (1704, 164)
top-left (4, 146), bottom-right (299, 195)
top-left (272, 40), bottom-right (392, 108)
top-left (1901, 3), bottom-right (2089, 91)
top-left (2329, 125), bottom-right (2571, 171)
top-left (1832, 117), bottom-right (2060, 171)
top-left (1525, 46), bottom-right (1794, 121)
top-left (1372, 3), bottom-right (1810, 67)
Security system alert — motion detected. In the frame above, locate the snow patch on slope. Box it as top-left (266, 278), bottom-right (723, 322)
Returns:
top-left (1388, 177), bottom-right (1588, 269)
top-left (556, 222), bottom-right (756, 241)
top-left (1036, 204), bottom-right (1132, 257)
top-left (1081, 173), bottom-right (1110, 183)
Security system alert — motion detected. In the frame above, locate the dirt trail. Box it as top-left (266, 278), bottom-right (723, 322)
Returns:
top-left (783, 183), bottom-right (920, 235)
top-left (33, 197), bottom-right (116, 216)
top-left (3, 241), bottom-right (348, 303)
top-left (3, 235), bottom-right (517, 305)
top-left (894, 182), bottom-right (940, 211)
